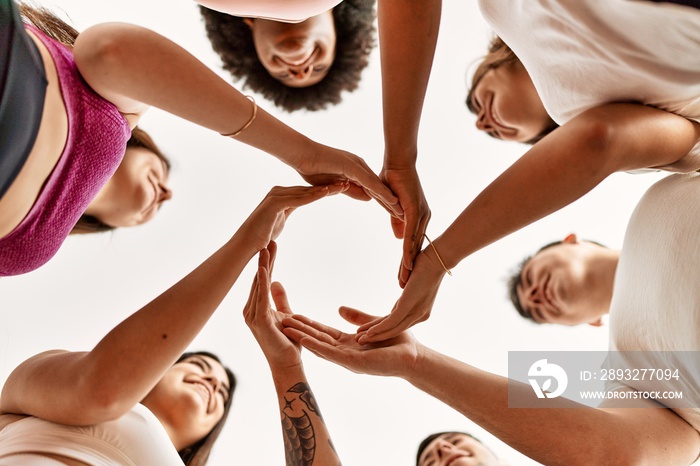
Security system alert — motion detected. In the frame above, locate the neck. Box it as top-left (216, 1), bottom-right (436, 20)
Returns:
top-left (587, 249), bottom-right (621, 316)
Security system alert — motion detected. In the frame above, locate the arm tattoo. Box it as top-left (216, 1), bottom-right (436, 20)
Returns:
top-left (281, 382), bottom-right (327, 466)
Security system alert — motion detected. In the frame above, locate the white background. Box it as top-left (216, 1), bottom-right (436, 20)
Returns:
top-left (0, 1), bottom-right (667, 464)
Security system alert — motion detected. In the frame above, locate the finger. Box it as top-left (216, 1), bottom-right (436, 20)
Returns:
top-left (267, 240), bottom-right (277, 276)
top-left (283, 314), bottom-right (343, 341)
top-left (258, 246), bottom-right (270, 270)
top-left (357, 310), bottom-right (412, 343)
top-left (398, 261), bottom-right (411, 289)
top-left (271, 281), bottom-right (292, 315)
top-left (282, 318), bottom-right (339, 345)
top-left (390, 215), bottom-right (405, 240)
top-left (341, 182), bottom-right (372, 201)
top-left (283, 329), bottom-right (344, 362)
top-left (401, 219), bottom-right (421, 274)
top-left (254, 265), bottom-right (271, 315)
top-left (326, 182), bottom-right (351, 196)
top-left (339, 306), bottom-right (381, 326)
top-left (347, 166), bottom-right (400, 211)
top-left (356, 315), bottom-right (386, 333)
top-left (358, 319), bottom-right (409, 344)
top-left (242, 270), bottom-right (260, 319)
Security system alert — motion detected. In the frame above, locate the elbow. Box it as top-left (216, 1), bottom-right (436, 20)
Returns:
top-left (69, 369), bottom-right (132, 425)
top-left (568, 109), bottom-right (623, 178)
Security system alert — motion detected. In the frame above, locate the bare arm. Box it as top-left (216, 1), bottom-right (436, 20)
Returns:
top-left (359, 103), bottom-right (700, 342)
top-left (284, 309), bottom-right (700, 466)
top-left (244, 248), bottom-right (341, 465)
top-left (0, 184), bottom-right (345, 425)
top-left (72, 23), bottom-right (400, 214)
top-left (378, 0), bottom-right (441, 280)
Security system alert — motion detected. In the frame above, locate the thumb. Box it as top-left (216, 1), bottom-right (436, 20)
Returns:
top-left (339, 306), bottom-right (380, 326)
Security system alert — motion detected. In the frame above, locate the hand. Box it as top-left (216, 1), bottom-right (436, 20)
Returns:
top-left (380, 165), bottom-right (431, 287)
top-left (282, 307), bottom-right (420, 378)
top-left (354, 247), bottom-right (446, 343)
top-left (238, 184), bottom-right (348, 252)
top-left (295, 143), bottom-right (404, 220)
top-left (243, 242), bottom-right (302, 370)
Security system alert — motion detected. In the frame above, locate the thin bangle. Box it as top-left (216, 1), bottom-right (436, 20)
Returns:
top-left (221, 95), bottom-right (257, 138)
top-left (424, 234), bottom-right (452, 276)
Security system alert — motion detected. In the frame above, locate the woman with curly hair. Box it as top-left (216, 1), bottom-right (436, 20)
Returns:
top-left (0, 0), bottom-right (400, 276)
top-left (200, 0), bottom-right (375, 113)
top-left (198, 0), bottom-right (442, 289)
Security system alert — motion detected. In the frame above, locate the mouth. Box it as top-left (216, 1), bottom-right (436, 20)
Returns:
top-left (487, 94), bottom-right (514, 138)
top-left (191, 381), bottom-right (212, 412)
top-left (542, 275), bottom-right (558, 311)
top-left (277, 46), bottom-right (318, 68)
top-left (142, 177), bottom-right (159, 214)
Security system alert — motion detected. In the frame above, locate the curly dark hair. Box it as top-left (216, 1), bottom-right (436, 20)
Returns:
top-left (199, 0), bottom-right (376, 112)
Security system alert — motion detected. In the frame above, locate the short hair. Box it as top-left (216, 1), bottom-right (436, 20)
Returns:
top-left (70, 126), bottom-right (171, 234)
top-left (199, 0), bottom-right (376, 112)
top-left (416, 431), bottom-right (489, 466)
top-left (465, 35), bottom-right (558, 145)
top-left (176, 351), bottom-right (237, 466)
top-left (507, 239), bottom-right (608, 323)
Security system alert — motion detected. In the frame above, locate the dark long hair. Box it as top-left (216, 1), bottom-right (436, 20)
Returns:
top-left (18, 1), bottom-right (78, 45)
top-left (176, 351), bottom-right (237, 466)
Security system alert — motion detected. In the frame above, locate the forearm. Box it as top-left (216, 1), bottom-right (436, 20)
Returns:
top-left (379, 0), bottom-right (441, 164)
top-left (1, 231), bottom-right (259, 424)
top-left (433, 104), bottom-right (700, 269)
top-left (73, 23), bottom-right (311, 168)
top-left (271, 364), bottom-right (342, 466)
top-left (404, 346), bottom-right (696, 465)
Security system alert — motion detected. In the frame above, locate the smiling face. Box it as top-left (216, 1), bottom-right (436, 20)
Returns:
top-left (244, 11), bottom-right (336, 87)
top-left (141, 355), bottom-right (232, 450)
top-left (469, 60), bottom-right (551, 142)
top-left (89, 146), bottom-right (172, 228)
top-left (418, 433), bottom-right (500, 466)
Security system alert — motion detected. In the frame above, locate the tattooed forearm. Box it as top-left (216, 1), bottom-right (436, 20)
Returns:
top-left (281, 382), bottom-right (325, 466)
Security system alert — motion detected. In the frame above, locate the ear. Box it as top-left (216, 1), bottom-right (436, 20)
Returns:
top-left (587, 317), bottom-right (604, 327)
top-left (563, 233), bottom-right (578, 244)
top-left (243, 18), bottom-right (255, 29)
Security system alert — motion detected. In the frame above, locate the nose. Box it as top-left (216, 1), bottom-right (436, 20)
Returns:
top-left (475, 109), bottom-right (493, 132)
top-left (435, 439), bottom-right (455, 458)
top-left (158, 183), bottom-right (172, 203)
top-left (288, 64), bottom-right (313, 81)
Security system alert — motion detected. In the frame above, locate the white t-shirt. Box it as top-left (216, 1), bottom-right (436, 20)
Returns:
top-left (606, 173), bottom-right (700, 431)
top-left (195, 0), bottom-right (342, 22)
top-left (0, 404), bottom-right (184, 465)
top-left (478, 0), bottom-right (700, 126)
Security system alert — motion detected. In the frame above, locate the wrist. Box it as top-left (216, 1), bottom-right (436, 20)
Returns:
top-left (419, 239), bottom-right (451, 279)
top-left (383, 149), bottom-right (418, 170)
top-left (402, 342), bottom-right (429, 381)
top-left (269, 361), bottom-right (305, 382)
top-left (429, 235), bottom-right (460, 271)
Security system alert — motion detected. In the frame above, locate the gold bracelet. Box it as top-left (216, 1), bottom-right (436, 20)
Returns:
top-left (424, 234), bottom-right (452, 276)
top-left (221, 95), bottom-right (257, 138)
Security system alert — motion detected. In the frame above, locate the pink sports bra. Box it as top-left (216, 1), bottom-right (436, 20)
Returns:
top-left (0, 25), bottom-right (130, 276)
